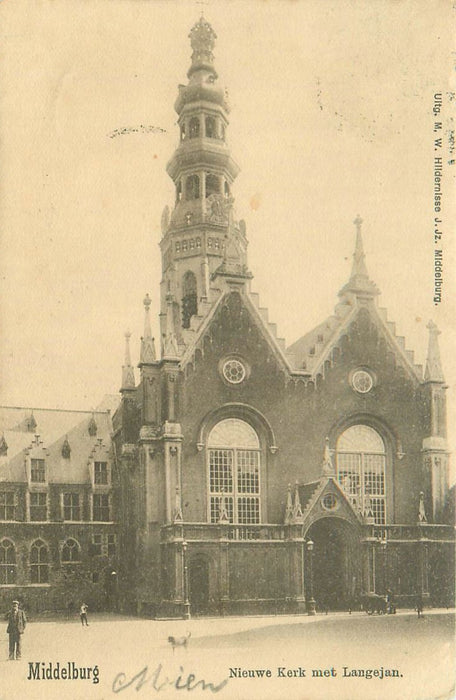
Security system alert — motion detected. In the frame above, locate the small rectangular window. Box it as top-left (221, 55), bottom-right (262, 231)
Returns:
top-left (92, 534), bottom-right (102, 556)
top-left (0, 492), bottom-right (15, 520)
top-left (107, 534), bottom-right (116, 557)
top-left (31, 459), bottom-right (46, 482)
top-left (94, 462), bottom-right (109, 485)
top-left (93, 494), bottom-right (110, 521)
top-left (63, 493), bottom-right (80, 521)
top-left (30, 492), bottom-right (47, 521)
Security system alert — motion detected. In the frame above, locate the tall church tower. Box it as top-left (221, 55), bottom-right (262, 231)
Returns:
top-left (159, 17), bottom-right (251, 350)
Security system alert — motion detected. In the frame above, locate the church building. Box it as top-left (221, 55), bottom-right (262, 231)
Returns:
top-left (112, 17), bottom-right (454, 617)
top-left (0, 17), bottom-right (454, 617)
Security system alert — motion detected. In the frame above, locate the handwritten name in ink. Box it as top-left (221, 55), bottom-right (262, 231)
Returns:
top-left (112, 663), bottom-right (229, 694)
top-left (108, 125), bottom-right (167, 139)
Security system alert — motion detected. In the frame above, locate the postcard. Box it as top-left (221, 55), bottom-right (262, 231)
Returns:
top-left (0, 1), bottom-right (454, 699)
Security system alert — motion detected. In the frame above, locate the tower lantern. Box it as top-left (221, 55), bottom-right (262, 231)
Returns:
top-left (159, 17), bottom-right (250, 347)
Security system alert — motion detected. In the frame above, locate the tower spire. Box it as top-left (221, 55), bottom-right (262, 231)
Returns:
top-left (338, 216), bottom-right (379, 301)
top-left (121, 331), bottom-right (135, 391)
top-left (425, 320), bottom-right (445, 382)
top-left (140, 294), bottom-right (157, 364)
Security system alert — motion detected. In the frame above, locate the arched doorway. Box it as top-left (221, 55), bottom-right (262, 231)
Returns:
top-left (307, 517), bottom-right (360, 611)
top-left (189, 557), bottom-right (209, 615)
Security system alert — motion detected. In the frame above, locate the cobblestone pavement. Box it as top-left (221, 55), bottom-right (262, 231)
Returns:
top-left (0, 608), bottom-right (454, 700)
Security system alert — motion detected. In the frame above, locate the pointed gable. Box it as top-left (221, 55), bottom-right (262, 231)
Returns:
top-left (299, 476), bottom-right (364, 528)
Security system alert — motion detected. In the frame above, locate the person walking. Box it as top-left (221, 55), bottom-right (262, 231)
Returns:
top-left (5, 600), bottom-right (27, 660)
top-left (79, 602), bottom-right (89, 626)
top-left (415, 594), bottom-right (424, 618)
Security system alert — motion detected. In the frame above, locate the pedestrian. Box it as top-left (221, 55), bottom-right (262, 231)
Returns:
top-left (415, 594), bottom-right (424, 618)
top-left (79, 602), bottom-right (89, 627)
top-left (5, 600), bottom-right (27, 660)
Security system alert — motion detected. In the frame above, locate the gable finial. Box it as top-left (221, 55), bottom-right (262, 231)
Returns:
top-left (218, 488), bottom-right (230, 524)
top-left (321, 437), bottom-right (335, 477)
top-left (163, 293), bottom-right (180, 360)
top-left (425, 320), bottom-right (445, 382)
top-left (291, 481), bottom-right (304, 523)
top-left (418, 491), bottom-right (427, 523)
top-left (121, 331), bottom-right (136, 391)
top-left (173, 485), bottom-right (183, 523)
top-left (140, 294), bottom-right (157, 364)
top-left (284, 483), bottom-right (293, 524)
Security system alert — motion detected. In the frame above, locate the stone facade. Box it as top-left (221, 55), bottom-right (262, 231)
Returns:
top-left (111, 18), bottom-right (454, 617)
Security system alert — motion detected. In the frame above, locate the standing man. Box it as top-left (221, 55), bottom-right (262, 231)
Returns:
top-left (79, 602), bottom-right (89, 627)
top-left (5, 600), bottom-right (27, 660)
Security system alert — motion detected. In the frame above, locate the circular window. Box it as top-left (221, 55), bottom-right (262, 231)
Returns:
top-left (351, 369), bottom-right (374, 394)
top-left (222, 358), bottom-right (246, 384)
top-left (321, 494), bottom-right (338, 511)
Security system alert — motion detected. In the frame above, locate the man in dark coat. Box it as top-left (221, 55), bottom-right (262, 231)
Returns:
top-left (5, 600), bottom-right (27, 660)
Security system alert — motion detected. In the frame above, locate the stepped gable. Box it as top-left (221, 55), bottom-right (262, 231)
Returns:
top-left (286, 219), bottom-right (424, 383)
top-left (179, 286), bottom-right (294, 374)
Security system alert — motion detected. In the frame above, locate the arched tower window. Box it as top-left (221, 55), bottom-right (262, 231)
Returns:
top-left (207, 418), bottom-right (261, 524)
top-left (336, 425), bottom-right (386, 524)
top-left (189, 117), bottom-right (200, 138)
top-left (176, 180), bottom-right (182, 203)
top-left (205, 173), bottom-right (220, 198)
top-left (224, 181), bottom-right (230, 198)
top-left (61, 538), bottom-right (81, 563)
top-left (30, 539), bottom-right (49, 583)
top-left (180, 123), bottom-right (186, 141)
top-left (0, 539), bottom-right (16, 584)
top-left (220, 122), bottom-right (226, 140)
top-left (205, 116), bottom-right (216, 138)
top-left (186, 175), bottom-right (200, 200)
top-left (182, 271), bottom-right (197, 329)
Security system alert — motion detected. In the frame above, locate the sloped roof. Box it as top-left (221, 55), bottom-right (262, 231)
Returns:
top-left (0, 400), bottom-right (116, 484)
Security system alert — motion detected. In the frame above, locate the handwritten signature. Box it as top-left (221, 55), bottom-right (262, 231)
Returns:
top-left (108, 125), bottom-right (167, 139)
top-left (112, 664), bottom-right (229, 694)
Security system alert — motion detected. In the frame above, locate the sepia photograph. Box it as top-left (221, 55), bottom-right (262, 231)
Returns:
top-left (0, 1), bottom-right (455, 698)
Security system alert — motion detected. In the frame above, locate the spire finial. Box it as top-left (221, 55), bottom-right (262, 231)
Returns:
top-left (188, 15), bottom-right (217, 79)
top-left (351, 214), bottom-right (368, 279)
top-left (425, 320), bottom-right (445, 382)
top-left (140, 294), bottom-right (157, 364)
top-left (121, 330), bottom-right (136, 391)
top-left (338, 216), bottom-right (379, 301)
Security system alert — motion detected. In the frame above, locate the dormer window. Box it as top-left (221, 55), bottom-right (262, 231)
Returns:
top-left (94, 461), bottom-right (109, 485)
top-left (31, 459), bottom-right (46, 483)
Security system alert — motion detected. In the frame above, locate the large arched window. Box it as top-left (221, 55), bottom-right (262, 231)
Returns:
top-left (61, 538), bottom-right (81, 564)
top-left (336, 425), bottom-right (386, 524)
top-left (30, 539), bottom-right (49, 584)
top-left (0, 539), bottom-right (16, 585)
top-left (182, 271), bottom-right (197, 329)
top-left (207, 418), bottom-right (261, 524)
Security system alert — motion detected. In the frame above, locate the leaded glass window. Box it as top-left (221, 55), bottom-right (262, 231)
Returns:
top-left (208, 419), bottom-right (261, 524)
top-left (336, 425), bottom-right (386, 524)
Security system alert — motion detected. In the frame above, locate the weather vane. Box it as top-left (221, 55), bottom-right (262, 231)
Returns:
top-left (196, 0), bottom-right (209, 17)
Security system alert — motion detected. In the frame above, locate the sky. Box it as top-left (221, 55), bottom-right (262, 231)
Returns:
top-left (0, 0), bottom-right (454, 477)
